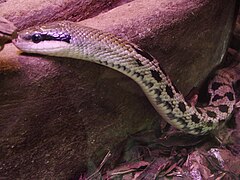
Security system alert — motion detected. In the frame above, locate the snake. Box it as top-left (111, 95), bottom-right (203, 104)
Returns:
top-left (13, 21), bottom-right (240, 135)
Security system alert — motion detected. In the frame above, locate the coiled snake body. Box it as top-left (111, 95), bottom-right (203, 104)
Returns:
top-left (13, 21), bottom-right (240, 135)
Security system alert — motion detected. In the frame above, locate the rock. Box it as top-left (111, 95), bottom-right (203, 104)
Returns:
top-left (0, 0), bottom-right (123, 30)
top-left (0, 0), bottom-right (236, 179)
top-left (0, 16), bottom-right (16, 50)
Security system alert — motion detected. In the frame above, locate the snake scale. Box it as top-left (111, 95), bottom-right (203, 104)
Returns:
top-left (13, 21), bottom-right (240, 135)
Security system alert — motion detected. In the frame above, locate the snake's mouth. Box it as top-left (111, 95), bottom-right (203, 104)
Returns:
top-left (13, 37), bottom-right (33, 53)
top-left (13, 35), bottom-right (71, 56)
top-left (12, 32), bottom-right (33, 51)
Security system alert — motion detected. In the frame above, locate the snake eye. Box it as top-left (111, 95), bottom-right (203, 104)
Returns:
top-left (32, 33), bottom-right (42, 43)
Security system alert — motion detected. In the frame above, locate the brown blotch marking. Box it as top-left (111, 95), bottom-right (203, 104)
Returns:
top-left (206, 121), bottom-right (213, 127)
top-left (147, 82), bottom-right (154, 88)
top-left (136, 59), bottom-right (144, 66)
top-left (143, 80), bottom-right (148, 85)
top-left (166, 85), bottom-right (174, 98)
top-left (191, 114), bottom-right (200, 123)
top-left (125, 68), bottom-right (131, 73)
top-left (211, 82), bottom-right (222, 91)
top-left (165, 101), bottom-right (173, 110)
top-left (178, 102), bottom-right (186, 112)
top-left (143, 81), bottom-right (153, 88)
top-left (132, 46), bottom-right (154, 61)
top-left (154, 89), bottom-right (161, 96)
top-left (134, 71), bottom-right (140, 76)
top-left (150, 70), bottom-right (162, 82)
top-left (167, 112), bottom-right (175, 119)
top-left (206, 111), bottom-right (217, 118)
top-left (225, 92), bottom-right (234, 101)
top-left (133, 72), bottom-right (142, 78)
top-left (155, 97), bottom-right (162, 104)
top-left (218, 105), bottom-right (229, 113)
top-left (121, 66), bottom-right (127, 71)
top-left (116, 64), bottom-right (121, 69)
top-left (102, 61), bottom-right (108, 65)
top-left (212, 94), bottom-right (222, 102)
top-left (196, 107), bottom-right (203, 114)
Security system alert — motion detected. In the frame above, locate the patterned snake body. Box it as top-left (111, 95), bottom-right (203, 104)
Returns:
top-left (13, 21), bottom-right (240, 135)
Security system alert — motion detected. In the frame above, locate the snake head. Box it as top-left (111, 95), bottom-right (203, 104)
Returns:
top-left (13, 21), bottom-right (76, 57)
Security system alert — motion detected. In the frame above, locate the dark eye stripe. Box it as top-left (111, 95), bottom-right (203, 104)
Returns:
top-left (43, 33), bottom-right (71, 43)
top-left (31, 32), bottom-right (71, 43)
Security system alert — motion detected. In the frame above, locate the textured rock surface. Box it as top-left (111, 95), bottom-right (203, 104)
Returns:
top-left (0, 0), bottom-right (237, 179)
top-left (0, 0), bottom-right (126, 30)
top-left (79, 0), bottom-right (235, 92)
top-left (0, 16), bottom-right (17, 49)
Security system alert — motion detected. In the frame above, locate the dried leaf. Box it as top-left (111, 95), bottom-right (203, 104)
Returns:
top-left (106, 161), bottom-right (149, 179)
top-left (136, 158), bottom-right (167, 179)
top-left (182, 151), bottom-right (212, 180)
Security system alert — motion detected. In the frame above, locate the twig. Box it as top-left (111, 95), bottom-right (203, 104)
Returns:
top-left (87, 151), bottom-right (112, 180)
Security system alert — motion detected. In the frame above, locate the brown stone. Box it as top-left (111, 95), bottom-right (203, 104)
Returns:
top-left (0, 16), bottom-right (17, 49)
top-left (0, 0), bottom-right (123, 30)
top-left (0, 0), bottom-right (237, 179)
